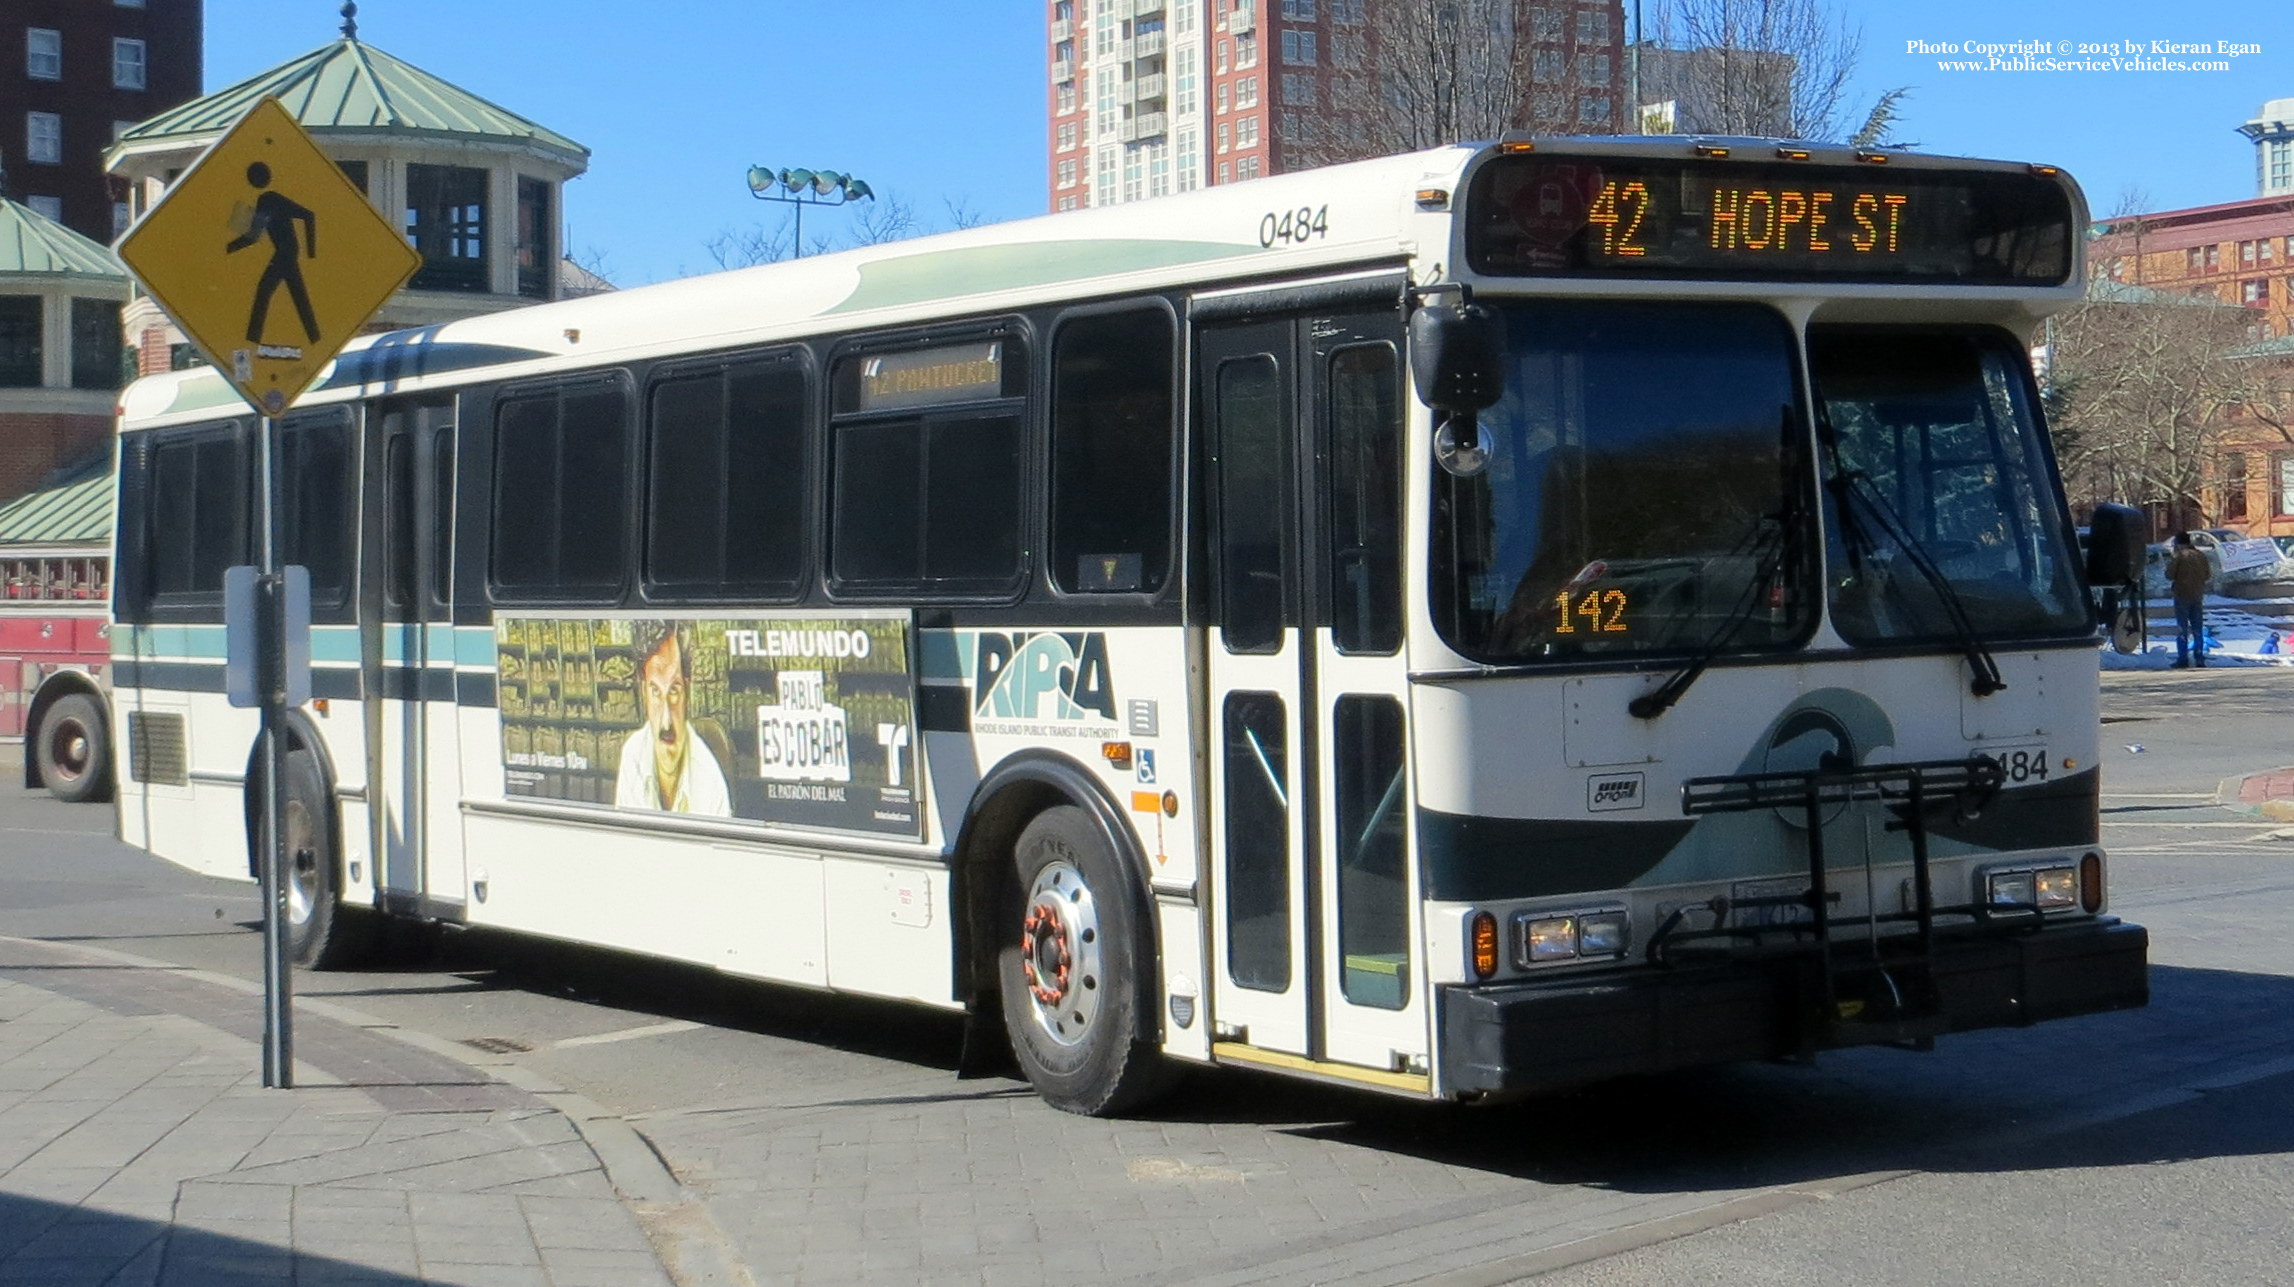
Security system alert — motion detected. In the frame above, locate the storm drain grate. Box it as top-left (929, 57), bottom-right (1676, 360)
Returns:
top-left (459, 1036), bottom-right (534, 1054)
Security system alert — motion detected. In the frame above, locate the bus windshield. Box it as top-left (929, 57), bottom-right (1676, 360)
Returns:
top-left (1813, 329), bottom-right (2089, 645)
top-left (1431, 301), bottom-right (1816, 664)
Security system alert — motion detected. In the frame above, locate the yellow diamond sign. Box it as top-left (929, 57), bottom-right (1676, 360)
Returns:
top-left (118, 97), bottom-right (421, 416)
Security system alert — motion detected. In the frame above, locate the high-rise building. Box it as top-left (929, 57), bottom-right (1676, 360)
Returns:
top-left (0, 1), bottom-right (202, 246)
top-left (1046, 0), bottom-right (1623, 209)
top-left (2240, 99), bottom-right (2294, 198)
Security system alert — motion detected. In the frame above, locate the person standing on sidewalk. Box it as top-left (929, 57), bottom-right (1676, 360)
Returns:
top-left (2170, 532), bottom-right (2213, 667)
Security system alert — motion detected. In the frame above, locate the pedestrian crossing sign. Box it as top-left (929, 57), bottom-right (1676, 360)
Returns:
top-left (117, 96), bottom-right (421, 417)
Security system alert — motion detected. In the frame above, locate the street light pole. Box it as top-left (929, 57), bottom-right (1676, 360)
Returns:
top-left (743, 166), bottom-right (876, 258)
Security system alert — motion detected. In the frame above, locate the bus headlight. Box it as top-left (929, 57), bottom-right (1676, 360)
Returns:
top-left (1986, 863), bottom-right (2080, 911)
top-left (1577, 913), bottom-right (1629, 957)
top-left (1524, 917), bottom-right (1576, 961)
top-left (1512, 908), bottom-right (1629, 966)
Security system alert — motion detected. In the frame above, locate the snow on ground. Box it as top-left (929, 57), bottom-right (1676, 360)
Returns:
top-left (2101, 595), bottom-right (2294, 670)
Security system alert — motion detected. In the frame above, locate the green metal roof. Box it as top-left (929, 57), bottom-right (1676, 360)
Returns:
top-left (0, 200), bottom-right (125, 281)
top-left (0, 461), bottom-right (113, 546)
top-left (113, 38), bottom-right (587, 162)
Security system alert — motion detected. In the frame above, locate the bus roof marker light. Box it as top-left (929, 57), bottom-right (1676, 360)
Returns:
top-left (1776, 147), bottom-right (1811, 161)
top-left (1416, 188), bottom-right (1450, 210)
top-left (1855, 150), bottom-right (1890, 164)
top-left (1694, 143), bottom-right (1731, 158)
top-left (1498, 141), bottom-right (1536, 154)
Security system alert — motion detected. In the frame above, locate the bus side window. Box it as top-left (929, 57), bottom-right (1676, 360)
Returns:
top-left (1050, 308), bottom-right (1174, 594)
top-left (491, 383), bottom-right (631, 600)
top-left (1328, 342), bottom-right (1401, 654)
top-left (828, 337), bottom-right (1027, 596)
top-left (279, 410), bottom-right (355, 614)
top-left (145, 424), bottom-right (246, 610)
top-left (646, 357), bottom-right (807, 599)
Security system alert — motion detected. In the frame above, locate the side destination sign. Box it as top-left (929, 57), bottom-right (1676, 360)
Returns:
top-left (495, 615), bottom-right (921, 838)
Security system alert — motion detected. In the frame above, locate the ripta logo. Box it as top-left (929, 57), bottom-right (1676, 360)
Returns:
top-left (974, 633), bottom-right (1118, 722)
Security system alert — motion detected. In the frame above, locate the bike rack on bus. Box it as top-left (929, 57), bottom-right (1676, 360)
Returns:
top-left (1656, 756), bottom-right (2020, 1047)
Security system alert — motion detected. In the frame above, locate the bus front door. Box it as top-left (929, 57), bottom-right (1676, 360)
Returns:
top-left (366, 400), bottom-right (464, 919)
top-left (1199, 308), bottom-right (1425, 1083)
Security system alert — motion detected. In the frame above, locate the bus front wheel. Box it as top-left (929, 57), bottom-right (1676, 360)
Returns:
top-left (996, 806), bottom-right (1170, 1116)
top-left (35, 693), bottom-right (111, 804)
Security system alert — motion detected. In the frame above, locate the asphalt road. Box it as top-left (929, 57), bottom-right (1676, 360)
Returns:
top-left (4, 665), bottom-right (2292, 1285)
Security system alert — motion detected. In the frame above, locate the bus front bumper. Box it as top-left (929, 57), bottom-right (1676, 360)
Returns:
top-left (1437, 917), bottom-right (2148, 1098)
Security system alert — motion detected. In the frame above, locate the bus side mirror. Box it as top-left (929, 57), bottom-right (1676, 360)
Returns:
top-left (1410, 303), bottom-right (1505, 477)
top-left (2085, 503), bottom-right (2145, 585)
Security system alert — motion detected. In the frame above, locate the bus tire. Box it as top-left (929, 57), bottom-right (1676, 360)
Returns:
top-left (35, 693), bottom-right (111, 804)
top-left (997, 805), bottom-right (1170, 1116)
top-left (280, 749), bottom-right (376, 970)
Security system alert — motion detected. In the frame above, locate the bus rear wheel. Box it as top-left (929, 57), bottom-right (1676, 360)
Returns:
top-left (36, 693), bottom-right (111, 804)
top-left (997, 806), bottom-right (1171, 1116)
top-left (279, 749), bottom-right (376, 970)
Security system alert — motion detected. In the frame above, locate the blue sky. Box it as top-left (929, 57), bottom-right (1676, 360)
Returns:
top-left (207, 1), bottom-right (2288, 286)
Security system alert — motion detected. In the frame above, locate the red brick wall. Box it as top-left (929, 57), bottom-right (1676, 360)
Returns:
top-left (0, 411), bottom-right (112, 506)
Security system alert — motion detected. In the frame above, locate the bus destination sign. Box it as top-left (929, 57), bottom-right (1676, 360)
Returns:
top-left (1465, 156), bottom-right (2074, 285)
top-left (857, 341), bottom-right (1004, 413)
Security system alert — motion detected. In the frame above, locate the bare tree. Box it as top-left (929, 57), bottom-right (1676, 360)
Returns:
top-left (1296, 0), bottom-right (1608, 168)
top-left (703, 187), bottom-right (990, 267)
top-left (1644, 0), bottom-right (1887, 141)
top-left (1372, 0), bottom-right (1530, 151)
top-left (941, 196), bottom-right (988, 231)
top-left (846, 193), bottom-right (922, 247)
top-left (2048, 292), bottom-right (2262, 527)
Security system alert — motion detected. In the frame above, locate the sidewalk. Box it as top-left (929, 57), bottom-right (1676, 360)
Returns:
top-left (0, 935), bottom-right (728, 1287)
top-left (2215, 766), bottom-right (2294, 822)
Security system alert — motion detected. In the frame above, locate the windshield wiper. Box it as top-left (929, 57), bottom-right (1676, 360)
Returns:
top-left (1832, 468), bottom-right (2007, 698)
top-left (1628, 515), bottom-right (1789, 719)
top-left (1631, 406), bottom-right (1804, 720)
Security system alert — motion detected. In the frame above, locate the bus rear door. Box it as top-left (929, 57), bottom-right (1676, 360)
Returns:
top-left (366, 399), bottom-right (465, 917)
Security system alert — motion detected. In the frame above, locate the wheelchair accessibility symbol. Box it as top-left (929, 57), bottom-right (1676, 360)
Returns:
top-left (1136, 749), bottom-right (1157, 784)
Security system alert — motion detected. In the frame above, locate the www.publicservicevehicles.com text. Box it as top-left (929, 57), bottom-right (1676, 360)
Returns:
top-left (1906, 39), bottom-right (2258, 74)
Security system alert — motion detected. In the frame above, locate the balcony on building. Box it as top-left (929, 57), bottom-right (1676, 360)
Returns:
top-left (1133, 29), bottom-right (1167, 59)
top-left (1124, 111), bottom-right (1170, 141)
top-left (1229, 4), bottom-right (1255, 34)
top-left (1050, 17), bottom-right (1074, 42)
top-left (1134, 0), bottom-right (1167, 15)
top-left (1055, 55), bottom-right (1077, 83)
top-left (1133, 73), bottom-right (1168, 103)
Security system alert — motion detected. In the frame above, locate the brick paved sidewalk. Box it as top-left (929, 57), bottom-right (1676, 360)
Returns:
top-left (2216, 766), bottom-right (2294, 821)
top-left (0, 936), bottom-right (706, 1287)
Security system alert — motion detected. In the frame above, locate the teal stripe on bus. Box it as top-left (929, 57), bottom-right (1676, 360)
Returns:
top-left (918, 630), bottom-right (969, 683)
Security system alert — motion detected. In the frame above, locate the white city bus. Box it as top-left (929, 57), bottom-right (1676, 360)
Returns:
top-left (109, 138), bottom-right (2148, 1115)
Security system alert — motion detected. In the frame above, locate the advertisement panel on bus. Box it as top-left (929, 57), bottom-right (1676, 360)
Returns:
top-left (494, 614), bottom-right (921, 837)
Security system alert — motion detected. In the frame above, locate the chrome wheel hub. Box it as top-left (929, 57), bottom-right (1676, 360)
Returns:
top-left (283, 798), bottom-right (318, 927)
top-left (1019, 859), bottom-right (1103, 1047)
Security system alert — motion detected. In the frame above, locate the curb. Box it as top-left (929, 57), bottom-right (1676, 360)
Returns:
top-left (0, 932), bottom-right (756, 1287)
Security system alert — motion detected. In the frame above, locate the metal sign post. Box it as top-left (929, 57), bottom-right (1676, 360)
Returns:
top-left (120, 96), bottom-right (420, 1090)
top-left (256, 414), bottom-right (291, 1086)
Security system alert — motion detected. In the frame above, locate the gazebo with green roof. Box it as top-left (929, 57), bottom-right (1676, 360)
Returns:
top-left (104, 8), bottom-right (590, 373)
top-left (0, 197), bottom-right (128, 504)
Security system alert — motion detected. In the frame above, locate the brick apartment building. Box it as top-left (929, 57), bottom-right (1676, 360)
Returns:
top-left (0, 0), bottom-right (202, 247)
top-left (1047, 0), bottom-right (1624, 209)
top-left (2085, 98), bottom-right (2294, 536)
